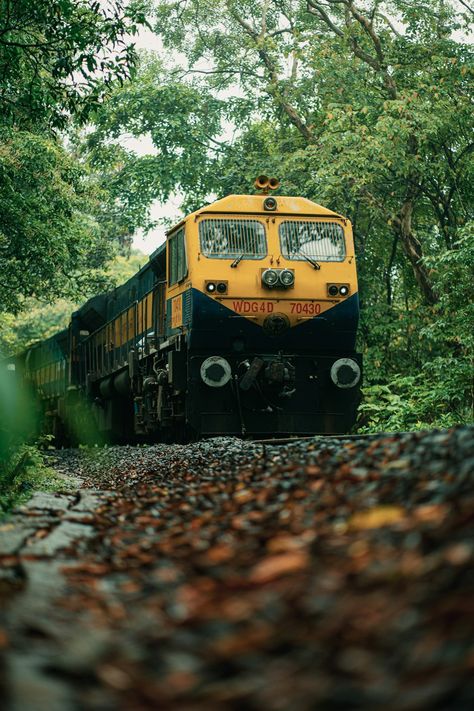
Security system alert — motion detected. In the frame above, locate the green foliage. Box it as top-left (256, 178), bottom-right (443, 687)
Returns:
top-left (0, 129), bottom-right (113, 312)
top-left (105, 250), bottom-right (149, 284)
top-left (0, 353), bottom-right (70, 517)
top-left (0, 301), bottom-right (77, 360)
top-left (0, 441), bottom-right (62, 519)
top-left (0, 363), bottom-right (36, 459)
top-left (360, 374), bottom-right (471, 433)
top-left (0, 1), bottom-right (149, 318)
top-left (423, 225), bottom-right (474, 359)
top-left (0, 0), bottom-right (148, 130)
top-left (77, 53), bottom-right (226, 222)
top-left (0, 250), bottom-right (146, 358)
top-left (0, 361), bottom-right (45, 515)
top-left (359, 222), bottom-right (474, 431)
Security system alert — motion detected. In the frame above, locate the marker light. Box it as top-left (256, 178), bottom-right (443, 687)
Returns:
top-left (328, 284), bottom-right (339, 297)
top-left (262, 269), bottom-right (279, 287)
top-left (279, 269), bottom-right (295, 287)
top-left (217, 282), bottom-right (227, 294)
top-left (206, 282), bottom-right (216, 293)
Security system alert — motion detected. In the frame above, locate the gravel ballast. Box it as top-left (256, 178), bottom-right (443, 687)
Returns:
top-left (0, 427), bottom-right (473, 710)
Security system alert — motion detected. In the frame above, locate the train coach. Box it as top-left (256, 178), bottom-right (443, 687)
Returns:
top-left (7, 178), bottom-right (362, 442)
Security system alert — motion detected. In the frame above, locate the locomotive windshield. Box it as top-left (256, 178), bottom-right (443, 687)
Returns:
top-left (199, 219), bottom-right (267, 259)
top-left (279, 221), bottom-right (345, 262)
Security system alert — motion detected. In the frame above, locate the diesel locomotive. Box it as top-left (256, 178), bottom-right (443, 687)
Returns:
top-left (7, 177), bottom-right (362, 442)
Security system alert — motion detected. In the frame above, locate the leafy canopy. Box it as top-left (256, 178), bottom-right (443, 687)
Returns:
top-left (0, 1), bottom-right (148, 313)
top-left (0, 0), bottom-right (149, 130)
top-left (0, 129), bottom-right (115, 312)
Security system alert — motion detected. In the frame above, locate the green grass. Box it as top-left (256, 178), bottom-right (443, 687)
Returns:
top-left (0, 442), bottom-right (66, 518)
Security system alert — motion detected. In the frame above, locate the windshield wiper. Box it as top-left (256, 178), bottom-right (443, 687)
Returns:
top-left (231, 254), bottom-right (244, 268)
top-left (298, 251), bottom-right (320, 270)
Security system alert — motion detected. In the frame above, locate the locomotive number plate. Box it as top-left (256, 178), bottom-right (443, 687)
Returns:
top-left (290, 302), bottom-right (321, 315)
top-left (231, 300), bottom-right (323, 316)
top-left (232, 300), bottom-right (275, 314)
top-left (171, 295), bottom-right (183, 328)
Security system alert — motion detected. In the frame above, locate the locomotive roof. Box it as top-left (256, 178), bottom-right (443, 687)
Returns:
top-left (166, 194), bottom-right (346, 235)
top-left (149, 240), bottom-right (166, 263)
top-left (196, 194), bottom-right (343, 218)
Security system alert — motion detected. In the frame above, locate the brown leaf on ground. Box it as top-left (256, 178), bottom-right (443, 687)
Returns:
top-left (61, 562), bottom-right (110, 576)
top-left (211, 622), bottom-right (272, 657)
top-left (1, 428), bottom-right (473, 710)
top-left (349, 506), bottom-right (406, 530)
top-left (249, 550), bottom-right (310, 584)
top-left (266, 534), bottom-right (306, 553)
top-left (203, 543), bottom-right (235, 564)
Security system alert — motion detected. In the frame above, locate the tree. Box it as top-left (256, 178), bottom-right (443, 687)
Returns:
top-left (0, 129), bottom-right (116, 312)
top-left (76, 53), bottom-right (226, 228)
top-left (0, 0), bottom-right (148, 131)
top-left (0, 1), bottom-right (149, 312)
top-left (152, 0), bottom-right (473, 306)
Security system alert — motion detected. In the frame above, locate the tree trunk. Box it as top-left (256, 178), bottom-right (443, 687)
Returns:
top-left (394, 201), bottom-right (438, 305)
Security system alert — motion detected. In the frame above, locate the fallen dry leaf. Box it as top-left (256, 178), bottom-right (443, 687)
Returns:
top-left (349, 506), bottom-right (406, 530)
top-left (249, 551), bottom-right (309, 584)
top-left (266, 534), bottom-right (305, 553)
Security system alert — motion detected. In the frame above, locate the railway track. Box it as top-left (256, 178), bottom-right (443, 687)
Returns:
top-left (250, 431), bottom-right (404, 445)
top-left (1, 425), bottom-right (473, 710)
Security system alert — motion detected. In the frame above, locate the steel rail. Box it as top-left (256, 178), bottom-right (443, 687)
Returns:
top-left (250, 432), bottom-right (415, 445)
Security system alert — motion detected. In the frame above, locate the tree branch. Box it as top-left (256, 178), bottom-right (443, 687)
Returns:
top-left (347, 1), bottom-right (385, 66)
top-left (377, 12), bottom-right (402, 38)
top-left (457, 0), bottom-right (474, 14)
top-left (307, 0), bottom-right (344, 37)
top-left (226, 1), bottom-right (314, 142)
top-left (306, 0), bottom-right (398, 98)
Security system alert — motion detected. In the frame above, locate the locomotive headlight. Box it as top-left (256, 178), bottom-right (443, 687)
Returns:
top-left (330, 358), bottom-right (361, 389)
top-left (263, 196), bottom-right (277, 211)
top-left (206, 282), bottom-right (216, 293)
top-left (339, 285), bottom-right (349, 296)
top-left (262, 269), bottom-right (279, 288)
top-left (279, 269), bottom-right (295, 287)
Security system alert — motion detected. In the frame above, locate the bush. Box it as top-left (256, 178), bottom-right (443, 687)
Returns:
top-left (358, 373), bottom-right (471, 433)
top-left (358, 224), bottom-right (474, 433)
top-left (0, 441), bottom-right (60, 517)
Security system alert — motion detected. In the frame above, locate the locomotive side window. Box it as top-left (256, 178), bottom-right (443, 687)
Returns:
top-left (279, 221), bottom-right (346, 262)
top-left (199, 219), bottom-right (267, 259)
top-left (168, 227), bottom-right (187, 285)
